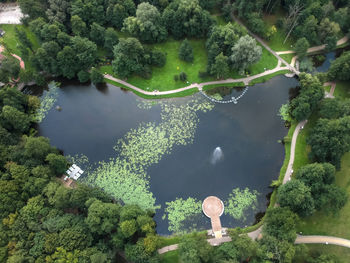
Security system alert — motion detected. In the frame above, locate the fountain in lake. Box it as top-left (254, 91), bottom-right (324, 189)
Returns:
top-left (211, 147), bottom-right (224, 165)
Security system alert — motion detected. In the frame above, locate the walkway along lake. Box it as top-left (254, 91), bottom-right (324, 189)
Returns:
top-left (32, 75), bottom-right (299, 235)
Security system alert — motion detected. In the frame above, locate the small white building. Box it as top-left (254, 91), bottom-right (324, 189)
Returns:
top-left (66, 164), bottom-right (84, 180)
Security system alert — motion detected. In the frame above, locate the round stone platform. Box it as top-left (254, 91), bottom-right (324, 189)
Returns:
top-left (202, 196), bottom-right (224, 218)
top-left (202, 196), bottom-right (224, 239)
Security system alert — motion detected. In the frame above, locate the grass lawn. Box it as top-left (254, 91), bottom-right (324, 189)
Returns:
top-left (334, 81), bottom-right (350, 99)
top-left (0, 24), bottom-right (39, 55)
top-left (301, 244), bottom-right (350, 259)
top-left (249, 69), bottom-right (289, 85)
top-left (160, 250), bottom-right (179, 263)
top-left (280, 53), bottom-right (295, 64)
top-left (101, 35), bottom-right (279, 92)
top-left (297, 152), bottom-right (350, 239)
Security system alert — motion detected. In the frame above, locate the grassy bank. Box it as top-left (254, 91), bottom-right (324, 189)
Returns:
top-left (101, 35), bottom-right (280, 94)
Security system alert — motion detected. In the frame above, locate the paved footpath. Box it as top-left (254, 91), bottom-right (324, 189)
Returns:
top-left (276, 36), bottom-right (349, 55)
top-left (295, 235), bottom-right (350, 248)
top-left (104, 66), bottom-right (290, 96)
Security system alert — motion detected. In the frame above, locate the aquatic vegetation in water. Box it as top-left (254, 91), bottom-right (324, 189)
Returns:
top-left (163, 197), bottom-right (203, 234)
top-left (87, 159), bottom-right (158, 211)
top-left (35, 81), bottom-right (59, 123)
top-left (87, 98), bottom-right (214, 213)
top-left (278, 103), bottom-right (291, 122)
top-left (224, 188), bottom-right (259, 220)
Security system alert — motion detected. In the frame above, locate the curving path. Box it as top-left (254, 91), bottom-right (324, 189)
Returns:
top-left (104, 66), bottom-right (290, 97)
top-left (276, 36), bottom-right (349, 55)
top-left (295, 235), bottom-right (350, 248)
top-left (0, 46), bottom-right (25, 69)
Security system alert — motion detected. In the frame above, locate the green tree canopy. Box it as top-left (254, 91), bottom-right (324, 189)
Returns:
top-left (179, 39), bottom-right (194, 62)
top-left (122, 2), bottom-right (167, 43)
top-left (277, 180), bottom-right (315, 217)
top-left (230, 35), bottom-right (262, 72)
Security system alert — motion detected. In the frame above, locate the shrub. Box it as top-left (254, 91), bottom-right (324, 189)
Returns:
top-left (179, 72), bottom-right (187, 81)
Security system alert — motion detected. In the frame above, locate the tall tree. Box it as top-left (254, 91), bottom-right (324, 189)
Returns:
top-left (162, 0), bottom-right (214, 39)
top-left (211, 53), bottom-right (230, 79)
top-left (71, 15), bottom-right (87, 37)
top-left (277, 180), bottom-right (315, 217)
top-left (230, 35), bottom-right (262, 72)
top-left (308, 116), bottom-right (350, 168)
top-left (122, 2), bottom-right (167, 43)
top-left (328, 51), bottom-right (350, 81)
top-left (104, 28), bottom-right (119, 58)
top-left (294, 37), bottom-right (309, 59)
top-left (112, 38), bottom-right (145, 79)
top-left (90, 22), bottom-right (105, 46)
top-left (179, 39), bottom-right (194, 62)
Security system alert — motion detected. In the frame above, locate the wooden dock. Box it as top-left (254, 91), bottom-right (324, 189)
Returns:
top-left (202, 196), bottom-right (224, 239)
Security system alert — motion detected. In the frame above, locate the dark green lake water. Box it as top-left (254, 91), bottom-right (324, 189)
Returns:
top-left (35, 74), bottom-right (300, 234)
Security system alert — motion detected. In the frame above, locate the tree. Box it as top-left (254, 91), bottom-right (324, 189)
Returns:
top-left (70, 36), bottom-right (97, 72)
top-left (90, 22), bottom-right (105, 46)
top-left (295, 37), bottom-right (309, 59)
top-left (77, 70), bottom-right (90, 83)
top-left (291, 73), bottom-right (324, 121)
top-left (71, 15), bottom-right (87, 37)
top-left (150, 50), bottom-right (166, 67)
top-left (328, 51), bottom-right (350, 81)
top-left (22, 136), bottom-right (54, 165)
top-left (318, 18), bottom-right (340, 43)
top-left (0, 106), bottom-right (30, 133)
top-left (45, 153), bottom-right (68, 174)
top-left (90, 68), bottom-right (104, 85)
top-left (162, 0), bottom-right (213, 39)
top-left (120, 219), bottom-right (137, 238)
top-left (308, 116), bottom-right (350, 168)
top-left (179, 39), bottom-right (194, 62)
top-left (112, 38), bottom-right (145, 79)
top-left (122, 2), bottom-right (167, 43)
top-left (259, 235), bottom-right (295, 263)
top-left (179, 72), bottom-right (187, 81)
top-left (319, 99), bottom-right (350, 119)
top-left (19, 0), bottom-right (47, 19)
top-left (283, 1), bottom-right (304, 44)
top-left (178, 233), bottom-right (213, 263)
top-left (57, 46), bottom-right (78, 79)
top-left (46, 0), bottom-right (71, 24)
top-left (230, 35), bottom-right (262, 72)
top-left (40, 24), bottom-right (61, 42)
top-left (206, 23), bottom-right (246, 71)
top-left (215, 233), bottom-right (259, 262)
top-left (104, 28), bottom-right (119, 58)
top-left (263, 207), bottom-right (298, 243)
top-left (85, 199), bottom-right (121, 235)
top-left (325, 35), bottom-right (337, 52)
top-left (210, 53), bottom-right (230, 79)
top-left (0, 57), bottom-right (21, 84)
top-left (106, 0), bottom-right (136, 29)
top-left (277, 180), bottom-right (315, 217)
top-left (71, 0), bottom-right (106, 26)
